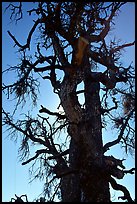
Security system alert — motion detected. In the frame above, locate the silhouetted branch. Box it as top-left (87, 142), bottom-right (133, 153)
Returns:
top-left (88, 50), bottom-right (118, 70)
top-left (50, 167), bottom-right (78, 181)
top-left (34, 65), bottom-right (64, 72)
top-left (101, 97), bottom-right (118, 114)
top-left (109, 176), bottom-right (134, 202)
top-left (51, 33), bottom-right (70, 66)
top-left (5, 2), bottom-right (23, 23)
top-left (123, 168), bottom-right (135, 175)
top-left (54, 3), bottom-right (76, 46)
top-left (85, 71), bottom-right (127, 89)
top-left (103, 109), bottom-right (134, 153)
top-left (2, 109), bottom-right (48, 147)
top-left (11, 194), bottom-right (28, 202)
top-left (76, 90), bottom-right (85, 95)
top-left (48, 149), bottom-right (69, 160)
top-left (22, 149), bottom-right (50, 165)
top-left (68, 2), bottom-right (85, 37)
top-left (39, 105), bottom-right (66, 119)
top-left (110, 41), bottom-right (135, 54)
top-left (89, 3), bottom-right (118, 43)
top-left (7, 18), bottom-right (41, 50)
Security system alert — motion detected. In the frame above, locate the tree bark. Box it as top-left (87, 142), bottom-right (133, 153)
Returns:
top-left (79, 72), bottom-right (110, 202)
top-left (59, 59), bottom-right (110, 201)
top-left (61, 138), bottom-right (81, 202)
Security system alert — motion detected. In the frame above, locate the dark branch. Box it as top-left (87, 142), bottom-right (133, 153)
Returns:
top-left (54, 3), bottom-right (76, 45)
top-left (5, 2), bottom-right (23, 23)
top-left (88, 50), bottom-right (118, 70)
top-left (76, 90), bottom-right (85, 95)
top-left (48, 149), bottom-right (69, 160)
top-left (22, 149), bottom-right (50, 165)
top-left (85, 71), bottom-right (126, 90)
top-left (68, 2), bottom-right (85, 37)
top-left (39, 105), bottom-right (67, 119)
top-left (88, 4), bottom-right (116, 43)
top-left (109, 176), bottom-right (134, 202)
top-left (96, 3), bottom-right (125, 42)
top-left (101, 97), bottom-right (118, 114)
top-left (34, 65), bottom-right (64, 72)
top-left (103, 109), bottom-right (134, 153)
top-left (2, 109), bottom-right (25, 135)
top-left (123, 168), bottom-right (135, 175)
top-left (7, 18), bottom-right (41, 50)
top-left (51, 32), bottom-right (70, 66)
top-left (22, 153), bottom-right (39, 165)
top-left (110, 41), bottom-right (135, 54)
top-left (2, 109), bottom-right (48, 147)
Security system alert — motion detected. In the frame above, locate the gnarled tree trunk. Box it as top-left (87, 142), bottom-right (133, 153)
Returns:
top-left (59, 58), bottom-right (110, 202)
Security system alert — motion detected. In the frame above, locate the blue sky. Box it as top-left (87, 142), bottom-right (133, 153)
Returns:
top-left (2, 2), bottom-right (135, 202)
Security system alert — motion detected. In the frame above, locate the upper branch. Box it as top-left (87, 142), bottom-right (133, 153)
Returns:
top-left (87, 50), bottom-right (117, 69)
top-left (110, 41), bottom-right (135, 55)
top-left (87, 71), bottom-right (127, 89)
top-left (88, 3), bottom-right (126, 43)
top-left (51, 32), bottom-right (70, 66)
top-left (5, 2), bottom-right (23, 23)
top-left (2, 109), bottom-right (25, 134)
top-left (7, 18), bottom-right (41, 50)
top-left (88, 4), bottom-right (116, 43)
top-left (53, 3), bottom-right (76, 45)
top-left (68, 2), bottom-right (85, 37)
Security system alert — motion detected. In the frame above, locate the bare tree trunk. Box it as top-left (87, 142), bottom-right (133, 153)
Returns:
top-left (59, 59), bottom-right (110, 201)
top-left (61, 138), bottom-right (81, 202)
top-left (79, 74), bottom-right (110, 202)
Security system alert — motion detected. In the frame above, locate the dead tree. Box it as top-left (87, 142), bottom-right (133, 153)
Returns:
top-left (2, 2), bottom-right (135, 202)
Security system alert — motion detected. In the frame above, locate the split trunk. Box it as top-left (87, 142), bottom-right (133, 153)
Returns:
top-left (59, 58), bottom-right (110, 202)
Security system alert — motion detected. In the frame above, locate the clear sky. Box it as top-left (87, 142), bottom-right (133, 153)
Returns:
top-left (2, 2), bottom-right (135, 202)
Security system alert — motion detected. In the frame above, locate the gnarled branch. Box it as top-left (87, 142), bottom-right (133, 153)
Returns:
top-left (109, 176), bottom-right (134, 202)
